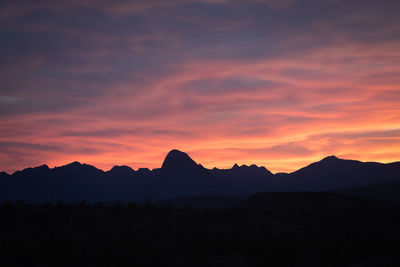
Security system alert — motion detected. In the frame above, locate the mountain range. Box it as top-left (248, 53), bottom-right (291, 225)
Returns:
top-left (1, 149), bottom-right (400, 202)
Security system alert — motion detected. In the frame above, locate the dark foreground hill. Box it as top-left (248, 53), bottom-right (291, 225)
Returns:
top-left (1, 149), bottom-right (400, 202)
top-left (335, 183), bottom-right (400, 202)
top-left (1, 192), bottom-right (400, 267)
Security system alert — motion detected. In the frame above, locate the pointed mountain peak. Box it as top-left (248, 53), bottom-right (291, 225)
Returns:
top-left (233, 163), bottom-right (240, 169)
top-left (161, 149), bottom-right (198, 171)
top-left (320, 155), bottom-right (339, 162)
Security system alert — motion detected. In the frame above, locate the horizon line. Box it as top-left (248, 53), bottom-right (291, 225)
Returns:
top-left (2, 149), bottom-right (400, 176)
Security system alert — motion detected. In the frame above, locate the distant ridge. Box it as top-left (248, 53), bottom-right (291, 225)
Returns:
top-left (0, 149), bottom-right (400, 202)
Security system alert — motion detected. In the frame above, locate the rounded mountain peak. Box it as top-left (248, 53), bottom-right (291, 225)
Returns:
top-left (64, 161), bottom-right (82, 168)
top-left (161, 149), bottom-right (198, 171)
top-left (109, 165), bottom-right (135, 175)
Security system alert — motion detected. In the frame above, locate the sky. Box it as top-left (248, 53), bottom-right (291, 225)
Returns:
top-left (1, 0), bottom-right (400, 174)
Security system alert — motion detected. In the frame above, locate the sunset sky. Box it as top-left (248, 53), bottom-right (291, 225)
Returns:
top-left (1, 0), bottom-right (400, 174)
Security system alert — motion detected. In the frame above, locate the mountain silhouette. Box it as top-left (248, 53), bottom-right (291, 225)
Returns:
top-left (0, 149), bottom-right (400, 202)
top-left (106, 165), bottom-right (135, 176)
top-left (157, 149), bottom-right (217, 199)
top-left (286, 156), bottom-right (393, 191)
top-left (161, 149), bottom-right (199, 172)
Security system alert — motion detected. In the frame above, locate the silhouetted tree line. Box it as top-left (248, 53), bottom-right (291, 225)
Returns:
top-left (1, 193), bottom-right (400, 267)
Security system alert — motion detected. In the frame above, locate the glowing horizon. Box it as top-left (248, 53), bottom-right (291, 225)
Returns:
top-left (1, 0), bottom-right (400, 174)
top-left (3, 149), bottom-right (400, 176)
